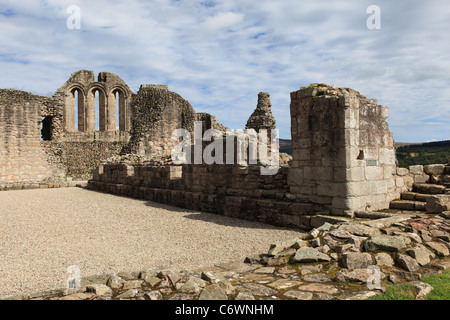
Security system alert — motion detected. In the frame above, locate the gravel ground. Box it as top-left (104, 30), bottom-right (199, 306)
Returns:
top-left (0, 188), bottom-right (303, 297)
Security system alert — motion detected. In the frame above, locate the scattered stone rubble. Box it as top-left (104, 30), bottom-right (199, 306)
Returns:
top-left (5, 210), bottom-right (449, 301)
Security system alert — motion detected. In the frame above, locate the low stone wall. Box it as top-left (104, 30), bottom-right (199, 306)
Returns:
top-left (0, 180), bottom-right (87, 192)
top-left (394, 163), bottom-right (450, 193)
top-left (88, 163), bottom-right (334, 230)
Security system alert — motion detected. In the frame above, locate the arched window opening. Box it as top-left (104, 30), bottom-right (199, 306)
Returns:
top-left (88, 87), bottom-right (107, 132)
top-left (74, 89), bottom-right (79, 131)
top-left (113, 89), bottom-right (126, 131)
top-left (116, 91), bottom-right (120, 130)
top-left (41, 116), bottom-right (53, 141)
top-left (69, 88), bottom-right (85, 132)
top-left (95, 90), bottom-right (100, 131)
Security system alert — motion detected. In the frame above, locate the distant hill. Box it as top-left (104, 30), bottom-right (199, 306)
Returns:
top-left (396, 140), bottom-right (450, 168)
top-left (278, 139), bottom-right (450, 168)
top-left (279, 139), bottom-right (292, 154)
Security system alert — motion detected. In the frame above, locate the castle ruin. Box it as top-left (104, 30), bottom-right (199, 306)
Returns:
top-left (0, 71), bottom-right (427, 230)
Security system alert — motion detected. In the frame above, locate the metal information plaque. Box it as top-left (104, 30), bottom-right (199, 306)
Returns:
top-left (366, 159), bottom-right (378, 166)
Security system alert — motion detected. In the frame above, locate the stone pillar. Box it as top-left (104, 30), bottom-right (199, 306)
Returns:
top-left (65, 91), bottom-right (75, 132)
top-left (288, 84), bottom-right (396, 217)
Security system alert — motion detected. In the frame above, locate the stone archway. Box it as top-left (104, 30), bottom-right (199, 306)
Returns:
top-left (66, 86), bottom-right (86, 132)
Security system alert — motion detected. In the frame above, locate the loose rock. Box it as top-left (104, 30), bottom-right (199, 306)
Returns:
top-left (283, 291), bottom-right (313, 300)
top-left (198, 284), bottom-right (228, 300)
top-left (291, 247), bottom-right (331, 263)
top-left (396, 254), bottom-right (420, 272)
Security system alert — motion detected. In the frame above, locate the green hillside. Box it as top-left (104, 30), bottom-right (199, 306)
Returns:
top-left (278, 139), bottom-right (450, 168)
top-left (395, 140), bottom-right (450, 168)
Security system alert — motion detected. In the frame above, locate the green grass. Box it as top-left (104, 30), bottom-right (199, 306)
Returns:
top-left (368, 269), bottom-right (450, 300)
top-left (422, 270), bottom-right (450, 300)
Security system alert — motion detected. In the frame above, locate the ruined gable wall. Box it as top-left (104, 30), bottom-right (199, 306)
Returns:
top-left (53, 69), bottom-right (133, 135)
top-left (49, 70), bottom-right (133, 179)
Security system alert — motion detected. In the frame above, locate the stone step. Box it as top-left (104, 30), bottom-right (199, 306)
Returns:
top-left (412, 184), bottom-right (446, 195)
top-left (400, 192), bottom-right (432, 202)
top-left (389, 200), bottom-right (426, 211)
top-left (309, 215), bottom-right (353, 229)
top-left (354, 210), bottom-right (393, 219)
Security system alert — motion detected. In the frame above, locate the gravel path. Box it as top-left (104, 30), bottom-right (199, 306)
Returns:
top-left (0, 188), bottom-right (303, 297)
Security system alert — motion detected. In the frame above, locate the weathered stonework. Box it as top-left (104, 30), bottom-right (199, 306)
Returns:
top-left (0, 71), bottom-right (208, 182)
top-left (5, 211), bottom-right (450, 301)
top-left (125, 85), bottom-right (196, 158)
top-left (288, 84), bottom-right (396, 217)
top-left (54, 70), bottom-right (133, 135)
top-left (0, 89), bottom-right (65, 183)
top-left (3, 71), bottom-right (443, 230)
top-left (246, 92), bottom-right (276, 134)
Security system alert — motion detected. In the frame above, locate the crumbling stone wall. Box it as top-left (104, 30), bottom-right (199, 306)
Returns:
top-left (246, 92), bottom-right (276, 134)
top-left (288, 84), bottom-right (396, 217)
top-left (195, 113), bottom-right (228, 134)
top-left (0, 70), bottom-right (141, 183)
top-left (2, 71), bottom-right (408, 229)
top-left (125, 85), bottom-right (197, 158)
top-left (88, 84), bottom-right (402, 229)
top-left (0, 89), bottom-right (65, 183)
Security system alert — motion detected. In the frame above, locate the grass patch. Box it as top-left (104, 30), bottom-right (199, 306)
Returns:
top-left (368, 270), bottom-right (450, 300)
top-left (422, 270), bottom-right (450, 300)
top-left (368, 283), bottom-right (416, 300)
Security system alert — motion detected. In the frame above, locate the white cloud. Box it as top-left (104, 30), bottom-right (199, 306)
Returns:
top-left (0, 0), bottom-right (449, 142)
top-left (202, 12), bottom-right (244, 31)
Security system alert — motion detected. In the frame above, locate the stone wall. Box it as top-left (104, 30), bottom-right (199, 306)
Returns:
top-left (0, 89), bottom-right (65, 183)
top-left (0, 70), bottom-right (231, 183)
top-left (288, 84), bottom-right (396, 217)
top-left (2, 73), bottom-right (429, 230)
top-left (394, 164), bottom-right (450, 193)
top-left (53, 70), bottom-right (133, 133)
top-left (0, 70), bottom-right (141, 183)
top-left (89, 162), bottom-right (335, 230)
top-left (125, 85), bottom-right (197, 158)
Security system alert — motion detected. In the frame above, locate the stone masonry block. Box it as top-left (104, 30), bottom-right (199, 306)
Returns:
top-left (397, 168), bottom-right (409, 176)
top-left (287, 168), bottom-right (303, 187)
top-left (365, 166), bottom-right (383, 181)
top-left (378, 148), bottom-right (396, 165)
top-left (409, 165), bottom-right (424, 175)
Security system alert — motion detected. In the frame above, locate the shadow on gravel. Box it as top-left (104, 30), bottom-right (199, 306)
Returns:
top-left (84, 188), bottom-right (300, 232)
top-left (182, 212), bottom-right (301, 233)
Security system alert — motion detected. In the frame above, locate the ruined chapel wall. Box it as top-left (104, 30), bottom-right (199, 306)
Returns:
top-left (0, 90), bottom-right (65, 183)
top-left (54, 70), bottom-right (133, 134)
top-left (126, 85), bottom-right (196, 158)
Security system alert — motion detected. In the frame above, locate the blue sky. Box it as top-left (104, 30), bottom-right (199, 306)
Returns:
top-left (0, 0), bottom-right (449, 142)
